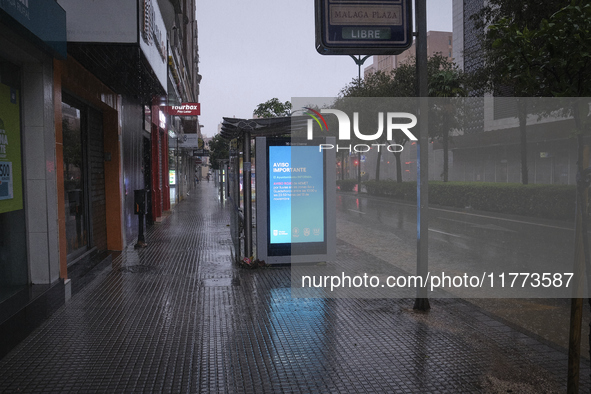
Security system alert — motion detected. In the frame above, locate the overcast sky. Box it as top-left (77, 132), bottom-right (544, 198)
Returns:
top-left (195, 0), bottom-right (453, 138)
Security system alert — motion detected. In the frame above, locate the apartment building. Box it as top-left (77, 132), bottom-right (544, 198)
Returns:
top-left (364, 30), bottom-right (453, 78)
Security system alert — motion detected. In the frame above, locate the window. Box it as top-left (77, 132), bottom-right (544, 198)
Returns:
top-left (62, 99), bottom-right (89, 259)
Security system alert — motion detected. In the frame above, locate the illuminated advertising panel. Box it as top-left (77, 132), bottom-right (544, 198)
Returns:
top-left (266, 139), bottom-right (327, 257)
top-left (256, 136), bottom-right (336, 265)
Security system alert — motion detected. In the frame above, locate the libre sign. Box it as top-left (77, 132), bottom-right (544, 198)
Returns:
top-left (315, 0), bottom-right (412, 55)
top-left (165, 103), bottom-right (200, 116)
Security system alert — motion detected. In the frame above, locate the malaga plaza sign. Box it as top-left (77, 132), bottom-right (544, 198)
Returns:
top-left (315, 0), bottom-right (412, 55)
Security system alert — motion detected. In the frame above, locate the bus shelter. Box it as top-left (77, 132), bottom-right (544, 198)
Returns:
top-left (220, 116), bottom-right (306, 263)
top-left (219, 116), bottom-right (335, 265)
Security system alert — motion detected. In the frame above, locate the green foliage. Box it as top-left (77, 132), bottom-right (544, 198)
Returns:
top-left (339, 53), bottom-right (465, 99)
top-left (469, 0), bottom-right (571, 95)
top-left (336, 179), bottom-right (358, 192)
top-left (473, 1), bottom-right (591, 186)
top-left (362, 181), bottom-right (575, 220)
top-left (486, 1), bottom-right (591, 140)
top-left (364, 180), bottom-right (417, 201)
top-left (429, 69), bottom-right (466, 98)
top-left (338, 70), bottom-right (393, 98)
top-left (473, 0), bottom-right (571, 31)
top-left (337, 54), bottom-right (466, 182)
top-left (253, 98), bottom-right (292, 118)
top-left (479, 1), bottom-right (591, 99)
top-left (208, 133), bottom-right (229, 170)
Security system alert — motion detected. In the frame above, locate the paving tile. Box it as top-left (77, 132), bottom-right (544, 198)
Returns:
top-left (0, 183), bottom-right (588, 392)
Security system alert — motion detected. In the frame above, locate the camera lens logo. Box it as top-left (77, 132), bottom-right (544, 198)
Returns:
top-left (303, 107), bottom-right (329, 132)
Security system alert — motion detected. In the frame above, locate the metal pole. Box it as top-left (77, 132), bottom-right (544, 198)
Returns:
top-left (357, 152), bottom-right (361, 193)
top-left (176, 137), bottom-right (179, 205)
top-left (219, 160), bottom-right (224, 200)
top-left (243, 131), bottom-right (253, 258)
top-left (567, 143), bottom-right (588, 393)
top-left (358, 55), bottom-right (361, 80)
top-left (349, 55), bottom-right (371, 81)
top-left (414, 0), bottom-right (430, 311)
top-left (137, 212), bottom-right (145, 245)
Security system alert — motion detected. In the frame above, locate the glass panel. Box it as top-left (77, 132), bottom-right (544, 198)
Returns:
top-left (62, 101), bottom-right (88, 257)
top-left (0, 74), bottom-right (28, 302)
top-left (0, 59), bottom-right (28, 302)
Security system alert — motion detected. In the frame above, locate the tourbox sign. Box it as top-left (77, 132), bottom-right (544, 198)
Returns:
top-left (315, 0), bottom-right (412, 55)
top-left (165, 103), bottom-right (200, 116)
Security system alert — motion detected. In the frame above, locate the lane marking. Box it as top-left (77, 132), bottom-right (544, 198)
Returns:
top-left (342, 195), bottom-right (573, 231)
top-left (432, 207), bottom-right (572, 231)
top-left (438, 217), bottom-right (472, 225)
top-left (348, 209), bottom-right (366, 214)
top-left (437, 217), bottom-right (517, 233)
top-left (428, 229), bottom-right (462, 238)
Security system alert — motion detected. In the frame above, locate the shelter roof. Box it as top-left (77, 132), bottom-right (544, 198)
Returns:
top-left (220, 116), bottom-right (308, 140)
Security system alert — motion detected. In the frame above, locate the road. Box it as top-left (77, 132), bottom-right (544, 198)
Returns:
top-left (335, 192), bottom-right (590, 358)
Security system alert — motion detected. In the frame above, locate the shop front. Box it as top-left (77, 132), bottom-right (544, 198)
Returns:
top-left (0, 0), bottom-right (67, 358)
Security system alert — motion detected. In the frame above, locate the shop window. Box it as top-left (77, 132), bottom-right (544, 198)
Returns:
top-left (62, 99), bottom-right (89, 259)
top-left (0, 58), bottom-right (27, 301)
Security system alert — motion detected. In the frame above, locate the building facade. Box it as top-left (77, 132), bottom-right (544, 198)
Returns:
top-left (0, 0), bottom-right (67, 358)
top-left (447, 0), bottom-right (579, 185)
top-left (364, 31), bottom-right (453, 78)
top-left (0, 0), bottom-right (200, 358)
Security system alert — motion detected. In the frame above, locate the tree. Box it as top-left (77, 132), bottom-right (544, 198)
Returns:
top-left (470, 0), bottom-right (571, 184)
top-left (208, 133), bottom-right (229, 170)
top-left (487, 2), bottom-right (591, 388)
top-left (338, 54), bottom-right (464, 183)
top-left (428, 68), bottom-right (467, 182)
top-left (253, 98), bottom-right (292, 118)
top-left (337, 71), bottom-right (393, 181)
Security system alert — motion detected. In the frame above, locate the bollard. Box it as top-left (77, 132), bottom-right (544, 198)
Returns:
top-left (134, 189), bottom-right (147, 248)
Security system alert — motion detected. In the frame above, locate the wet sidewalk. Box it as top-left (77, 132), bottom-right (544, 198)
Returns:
top-left (0, 182), bottom-right (589, 393)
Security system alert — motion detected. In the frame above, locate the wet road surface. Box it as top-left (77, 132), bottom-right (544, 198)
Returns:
top-left (336, 192), bottom-right (590, 362)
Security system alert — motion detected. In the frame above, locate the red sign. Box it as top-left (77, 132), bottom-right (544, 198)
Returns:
top-left (165, 103), bottom-right (200, 116)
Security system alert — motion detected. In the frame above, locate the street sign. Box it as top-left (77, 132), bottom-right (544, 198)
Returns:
top-left (179, 134), bottom-right (199, 148)
top-left (165, 103), bottom-right (200, 116)
top-left (193, 149), bottom-right (210, 156)
top-left (315, 0), bottom-right (412, 55)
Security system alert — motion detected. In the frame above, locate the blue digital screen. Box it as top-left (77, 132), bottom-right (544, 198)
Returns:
top-left (269, 145), bottom-right (324, 244)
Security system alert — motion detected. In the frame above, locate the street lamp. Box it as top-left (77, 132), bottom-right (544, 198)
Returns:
top-left (197, 125), bottom-right (205, 182)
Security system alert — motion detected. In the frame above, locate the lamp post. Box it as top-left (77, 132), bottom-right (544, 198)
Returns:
top-left (414, 0), bottom-right (430, 312)
top-left (349, 55), bottom-right (371, 81)
top-left (197, 124), bottom-right (205, 182)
